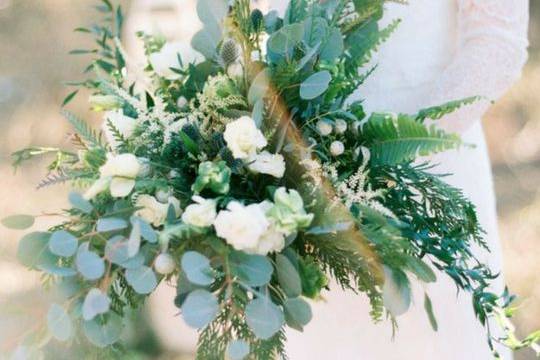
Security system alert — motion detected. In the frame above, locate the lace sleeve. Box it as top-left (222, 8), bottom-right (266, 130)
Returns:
top-left (427, 0), bottom-right (529, 134)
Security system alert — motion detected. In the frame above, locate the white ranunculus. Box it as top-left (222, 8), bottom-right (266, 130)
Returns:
top-left (330, 141), bottom-right (345, 156)
top-left (334, 119), bottom-right (348, 134)
top-left (99, 153), bottom-right (141, 197)
top-left (316, 120), bottom-right (333, 136)
top-left (247, 151), bottom-right (286, 178)
top-left (135, 194), bottom-right (181, 227)
top-left (224, 116), bottom-right (267, 159)
top-left (182, 196), bottom-right (217, 228)
top-left (149, 41), bottom-right (204, 80)
top-left (102, 110), bottom-right (138, 150)
top-left (214, 201), bottom-right (270, 252)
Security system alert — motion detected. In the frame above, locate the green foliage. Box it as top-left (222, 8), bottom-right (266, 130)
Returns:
top-left (362, 113), bottom-right (462, 165)
top-left (63, 110), bottom-right (104, 149)
top-left (416, 96), bottom-right (481, 122)
top-left (1, 214), bottom-right (35, 230)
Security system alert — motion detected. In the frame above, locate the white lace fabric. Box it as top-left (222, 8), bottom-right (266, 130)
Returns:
top-left (429, 0), bottom-right (529, 133)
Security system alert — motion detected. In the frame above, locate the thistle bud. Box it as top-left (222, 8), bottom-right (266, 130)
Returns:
top-left (251, 9), bottom-right (264, 30)
top-left (220, 39), bottom-right (239, 67)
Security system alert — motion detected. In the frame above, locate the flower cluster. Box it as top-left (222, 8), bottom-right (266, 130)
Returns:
top-left (4, 1), bottom-right (538, 359)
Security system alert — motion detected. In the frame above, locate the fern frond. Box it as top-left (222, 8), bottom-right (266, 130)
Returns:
top-left (62, 110), bottom-right (104, 149)
top-left (416, 96), bottom-right (482, 122)
top-left (37, 171), bottom-right (72, 189)
top-left (362, 113), bottom-right (462, 165)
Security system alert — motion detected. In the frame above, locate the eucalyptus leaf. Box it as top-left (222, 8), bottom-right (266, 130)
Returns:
top-left (245, 297), bottom-right (284, 340)
top-left (131, 216), bottom-right (157, 243)
top-left (319, 27), bottom-right (344, 61)
top-left (268, 23), bottom-right (304, 55)
top-left (76, 244), bottom-right (105, 280)
top-left (127, 221), bottom-right (141, 257)
top-left (82, 288), bottom-right (111, 321)
top-left (125, 265), bottom-right (157, 294)
top-left (276, 254), bottom-right (302, 298)
top-left (424, 293), bottom-right (438, 331)
top-left (83, 313), bottom-right (123, 348)
top-left (284, 297), bottom-right (312, 330)
top-left (230, 252), bottom-right (273, 287)
top-left (105, 236), bottom-right (130, 264)
top-left (382, 267), bottom-right (411, 317)
top-left (227, 339), bottom-right (250, 360)
top-left (47, 304), bottom-right (72, 342)
top-left (17, 232), bottom-right (52, 268)
top-left (406, 256), bottom-right (437, 283)
top-left (49, 230), bottom-right (78, 257)
top-left (300, 71), bottom-right (331, 100)
top-left (96, 217), bottom-right (128, 232)
top-left (1, 214), bottom-right (35, 230)
top-left (68, 192), bottom-right (93, 214)
top-left (181, 289), bottom-right (219, 329)
top-left (181, 251), bottom-right (215, 286)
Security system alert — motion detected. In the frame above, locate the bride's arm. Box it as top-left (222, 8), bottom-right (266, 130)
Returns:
top-left (427, 0), bottom-right (529, 134)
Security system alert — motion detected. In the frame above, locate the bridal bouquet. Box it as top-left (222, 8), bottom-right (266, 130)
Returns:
top-left (4, 0), bottom-right (539, 359)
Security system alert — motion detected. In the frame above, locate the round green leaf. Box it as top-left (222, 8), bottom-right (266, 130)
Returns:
top-left (96, 218), bottom-right (128, 233)
top-left (227, 339), bottom-right (250, 360)
top-left (68, 192), bottom-right (93, 214)
top-left (47, 303), bottom-right (72, 342)
top-left (17, 232), bottom-right (52, 268)
top-left (76, 244), bottom-right (105, 280)
top-left (230, 252), bottom-right (273, 287)
top-left (49, 230), bottom-right (78, 257)
top-left (284, 297), bottom-right (312, 330)
top-left (276, 254), bottom-right (302, 298)
top-left (245, 297), bottom-right (284, 340)
top-left (83, 313), bottom-right (123, 348)
top-left (82, 288), bottom-right (111, 321)
top-left (131, 216), bottom-right (157, 243)
top-left (1, 214), bottom-right (35, 230)
top-left (105, 236), bottom-right (130, 264)
top-left (181, 251), bottom-right (214, 286)
top-left (181, 289), bottom-right (219, 329)
top-left (382, 267), bottom-right (411, 317)
top-left (299, 71), bottom-right (331, 100)
top-left (125, 265), bottom-right (157, 294)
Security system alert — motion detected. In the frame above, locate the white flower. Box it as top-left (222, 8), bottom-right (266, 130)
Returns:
top-left (247, 151), bottom-right (286, 178)
top-left (99, 153), bottom-right (141, 197)
top-left (251, 223), bottom-right (286, 255)
top-left (149, 41), bottom-right (203, 80)
top-left (177, 96), bottom-right (188, 108)
top-left (223, 116), bottom-right (267, 159)
top-left (154, 253), bottom-right (176, 275)
top-left (334, 119), bottom-right (348, 134)
top-left (83, 177), bottom-right (110, 200)
top-left (182, 196), bottom-right (217, 228)
top-left (135, 194), bottom-right (181, 227)
top-left (227, 62), bottom-right (244, 78)
top-left (102, 110), bottom-right (137, 150)
top-left (330, 141), bottom-right (345, 156)
top-left (316, 120), bottom-right (333, 136)
top-left (214, 201), bottom-right (269, 252)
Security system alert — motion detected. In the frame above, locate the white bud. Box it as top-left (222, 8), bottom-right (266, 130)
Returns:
top-left (334, 119), bottom-right (347, 134)
top-left (154, 253), bottom-right (176, 275)
top-left (156, 188), bottom-right (173, 203)
top-left (176, 96), bottom-right (188, 108)
top-left (330, 141), bottom-right (345, 156)
top-left (169, 170), bottom-right (180, 178)
top-left (316, 120), bottom-right (333, 136)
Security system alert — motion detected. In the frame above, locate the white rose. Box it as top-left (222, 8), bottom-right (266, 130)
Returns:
top-left (83, 177), bottom-right (110, 200)
top-left (224, 116), bottom-right (267, 159)
top-left (182, 196), bottom-right (217, 228)
top-left (247, 151), bottom-right (286, 178)
top-left (214, 201), bottom-right (269, 252)
top-left (249, 223), bottom-right (286, 255)
top-left (149, 41), bottom-right (203, 80)
top-left (102, 110), bottom-right (137, 150)
top-left (99, 153), bottom-right (141, 197)
top-left (135, 194), bottom-right (181, 227)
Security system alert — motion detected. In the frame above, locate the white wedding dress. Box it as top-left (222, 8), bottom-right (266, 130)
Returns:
top-left (125, 0), bottom-right (529, 358)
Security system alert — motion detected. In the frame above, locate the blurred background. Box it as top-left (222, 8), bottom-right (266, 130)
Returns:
top-left (0, 1), bottom-right (539, 359)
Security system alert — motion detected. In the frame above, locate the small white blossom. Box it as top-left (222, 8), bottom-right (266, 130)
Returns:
top-left (149, 41), bottom-right (203, 80)
top-left (135, 194), bottom-right (181, 227)
top-left (247, 151), bottom-right (286, 178)
top-left (176, 96), bottom-right (188, 108)
top-left (334, 119), bottom-right (348, 134)
top-left (224, 116), bottom-right (267, 159)
top-left (316, 120), bottom-right (333, 136)
top-left (330, 141), bottom-right (345, 156)
top-left (182, 196), bottom-right (217, 228)
top-left (96, 153), bottom-right (141, 198)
